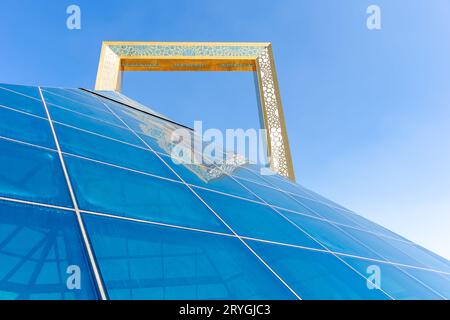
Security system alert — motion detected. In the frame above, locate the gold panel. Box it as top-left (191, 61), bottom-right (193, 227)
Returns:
top-left (95, 41), bottom-right (295, 181)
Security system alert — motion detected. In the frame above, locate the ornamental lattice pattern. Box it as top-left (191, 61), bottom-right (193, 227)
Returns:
top-left (108, 44), bottom-right (265, 57)
top-left (256, 47), bottom-right (290, 178)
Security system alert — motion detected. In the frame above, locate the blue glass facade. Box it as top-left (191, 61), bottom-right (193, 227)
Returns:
top-left (0, 83), bottom-right (449, 299)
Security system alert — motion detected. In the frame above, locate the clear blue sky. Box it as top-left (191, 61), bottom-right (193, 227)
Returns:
top-left (1, 0), bottom-right (449, 259)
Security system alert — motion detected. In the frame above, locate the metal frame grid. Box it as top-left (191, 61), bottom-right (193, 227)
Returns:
top-left (0, 84), bottom-right (449, 300)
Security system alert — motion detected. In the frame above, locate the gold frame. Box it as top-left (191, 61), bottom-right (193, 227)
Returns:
top-left (95, 41), bottom-right (295, 181)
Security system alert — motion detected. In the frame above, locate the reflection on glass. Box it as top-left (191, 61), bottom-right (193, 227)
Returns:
top-left (248, 240), bottom-right (390, 300)
top-left (42, 90), bottom-right (122, 126)
top-left (55, 123), bottom-right (177, 179)
top-left (342, 257), bottom-right (444, 300)
top-left (195, 188), bottom-right (322, 248)
top-left (83, 213), bottom-right (296, 300)
top-left (0, 139), bottom-right (72, 207)
top-left (65, 155), bottom-right (230, 234)
top-left (0, 107), bottom-right (55, 148)
top-left (399, 267), bottom-right (450, 299)
top-left (48, 105), bottom-right (145, 146)
top-left (0, 84), bottom-right (46, 117)
top-left (0, 201), bottom-right (97, 299)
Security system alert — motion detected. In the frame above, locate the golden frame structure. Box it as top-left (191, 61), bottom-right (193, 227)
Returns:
top-left (95, 41), bottom-right (295, 181)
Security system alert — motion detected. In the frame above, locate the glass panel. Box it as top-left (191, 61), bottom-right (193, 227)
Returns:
top-left (0, 139), bottom-right (72, 207)
top-left (0, 107), bottom-right (55, 148)
top-left (0, 200), bottom-right (97, 299)
top-left (415, 246), bottom-right (450, 270)
top-left (48, 105), bottom-right (145, 146)
top-left (248, 240), bottom-right (390, 299)
top-left (95, 90), bottom-right (170, 120)
top-left (162, 155), bottom-right (261, 202)
top-left (399, 267), bottom-right (450, 299)
top-left (341, 226), bottom-right (427, 267)
top-left (0, 83), bottom-right (42, 100)
top-left (237, 178), bottom-right (324, 217)
top-left (341, 257), bottom-right (444, 300)
top-left (337, 210), bottom-right (408, 242)
top-left (234, 167), bottom-right (312, 196)
top-left (82, 213), bottom-right (296, 300)
top-left (138, 133), bottom-right (176, 155)
top-left (65, 155), bottom-right (229, 234)
top-left (54, 123), bottom-right (178, 180)
top-left (42, 90), bottom-right (122, 126)
top-left (43, 87), bottom-right (110, 113)
top-left (233, 166), bottom-right (357, 216)
top-left (289, 194), bottom-right (365, 228)
top-left (293, 184), bottom-right (354, 211)
top-left (281, 209), bottom-right (384, 260)
top-left (0, 84), bottom-right (46, 117)
top-left (232, 167), bottom-right (273, 186)
top-left (104, 100), bottom-right (181, 155)
top-left (195, 188), bottom-right (322, 249)
top-left (381, 239), bottom-right (450, 273)
top-left (102, 99), bottom-right (208, 160)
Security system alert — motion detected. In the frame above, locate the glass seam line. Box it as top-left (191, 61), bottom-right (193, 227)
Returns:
top-left (222, 170), bottom-right (395, 299)
top-left (0, 103), bottom-right (147, 151)
top-left (92, 94), bottom-right (303, 301)
top-left (38, 87), bottom-right (108, 300)
top-left (233, 163), bottom-right (359, 215)
top-left (0, 86), bottom-right (129, 131)
top-left (233, 174), bottom-right (356, 215)
top-left (236, 169), bottom-right (448, 298)
top-left (233, 169), bottom-right (356, 214)
top-left (47, 102), bottom-right (129, 130)
top-left (0, 103), bottom-right (48, 120)
top-left (0, 132), bottom-right (421, 246)
top-left (0, 196), bottom-right (74, 212)
top-left (0, 90), bottom-right (129, 132)
top-left (52, 120), bottom-right (147, 150)
top-left (0, 96), bottom-right (179, 154)
top-left (47, 102), bottom-right (178, 149)
top-left (0, 86), bottom-right (43, 102)
top-left (82, 88), bottom-right (193, 131)
top-left (0, 194), bottom-right (448, 276)
top-left (42, 88), bottom-right (113, 115)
